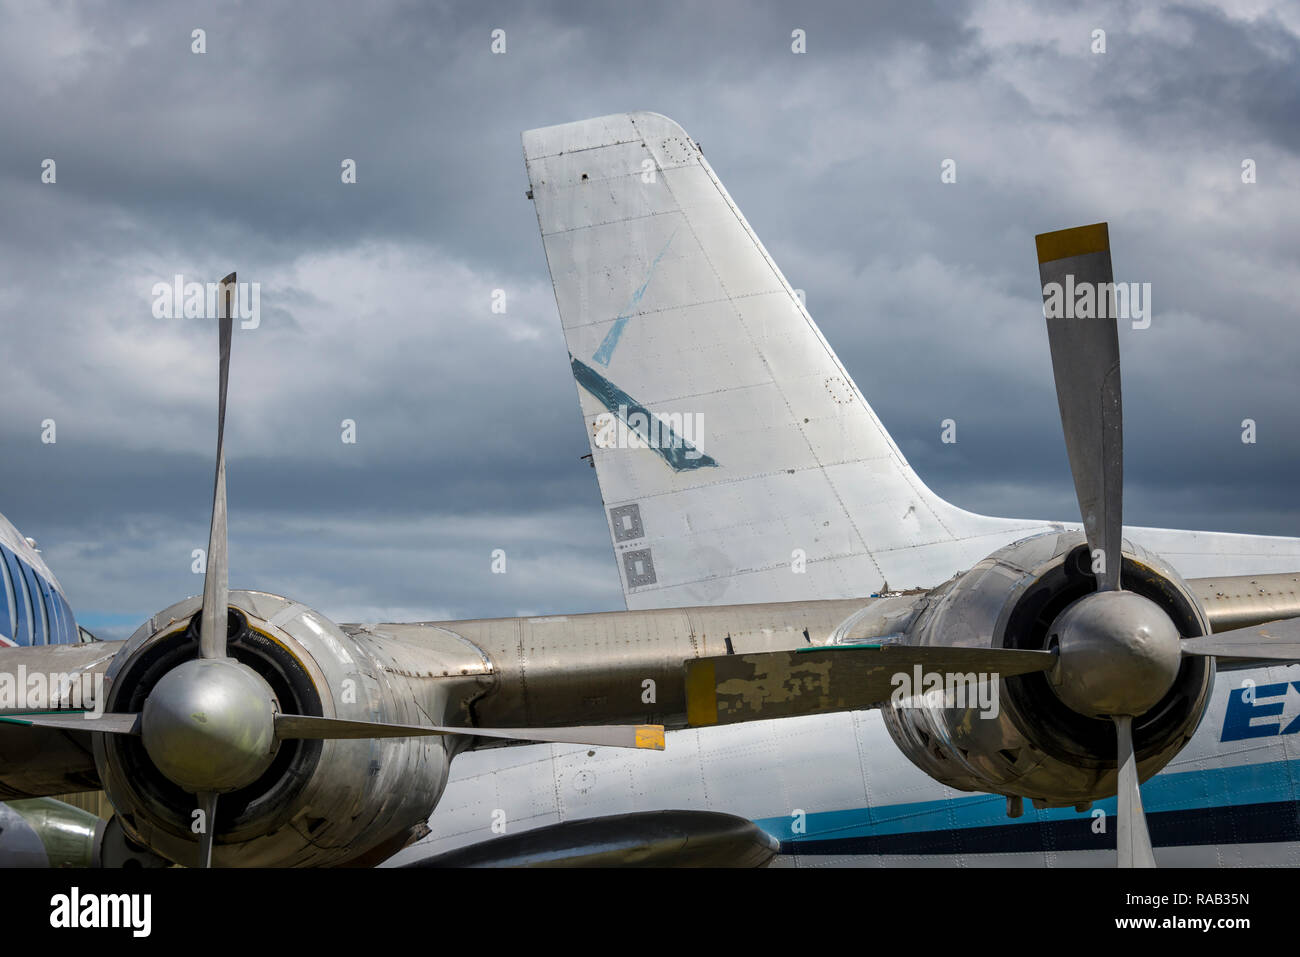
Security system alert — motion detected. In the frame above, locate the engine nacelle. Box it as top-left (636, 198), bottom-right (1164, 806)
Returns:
top-left (93, 591), bottom-right (477, 867)
top-left (880, 531), bottom-right (1213, 808)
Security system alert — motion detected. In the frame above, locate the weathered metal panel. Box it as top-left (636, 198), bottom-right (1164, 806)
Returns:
top-left (1188, 573), bottom-right (1300, 632)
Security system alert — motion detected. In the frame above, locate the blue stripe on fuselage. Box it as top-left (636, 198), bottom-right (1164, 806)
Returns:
top-left (756, 759), bottom-right (1295, 850)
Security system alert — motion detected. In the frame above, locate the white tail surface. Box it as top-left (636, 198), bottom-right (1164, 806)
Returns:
top-left (522, 112), bottom-right (1300, 608)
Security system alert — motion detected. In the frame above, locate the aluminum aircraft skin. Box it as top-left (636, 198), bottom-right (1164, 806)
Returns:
top-left (3, 113), bottom-right (1300, 869)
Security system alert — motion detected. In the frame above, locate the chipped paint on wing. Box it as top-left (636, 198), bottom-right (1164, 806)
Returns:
top-left (714, 653), bottom-right (835, 720)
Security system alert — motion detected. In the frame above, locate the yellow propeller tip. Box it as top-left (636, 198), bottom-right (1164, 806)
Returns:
top-left (1035, 222), bottom-right (1110, 264)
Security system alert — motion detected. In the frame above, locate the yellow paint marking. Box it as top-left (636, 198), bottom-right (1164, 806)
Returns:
top-left (685, 659), bottom-right (719, 727)
top-left (1035, 222), bottom-right (1109, 263)
top-left (635, 725), bottom-right (666, 750)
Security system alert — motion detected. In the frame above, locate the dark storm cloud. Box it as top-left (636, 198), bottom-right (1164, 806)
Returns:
top-left (1, 0), bottom-right (1297, 637)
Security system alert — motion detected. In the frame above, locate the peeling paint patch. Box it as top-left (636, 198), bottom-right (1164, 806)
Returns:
top-left (591, 232), bottom-right (676, 366)
top-left (715, 654), bottom-right (835, 720)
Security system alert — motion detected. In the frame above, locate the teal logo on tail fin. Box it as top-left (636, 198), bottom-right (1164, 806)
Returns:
top-left (571, 356), bottom-right (718, 471)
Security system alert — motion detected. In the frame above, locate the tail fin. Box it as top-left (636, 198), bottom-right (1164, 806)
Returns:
top-left (523, 112), bottom-right (1046, 608)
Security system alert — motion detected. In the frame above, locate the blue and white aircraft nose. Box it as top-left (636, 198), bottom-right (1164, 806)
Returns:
top-left (0, 512), bottom-right (79, 646)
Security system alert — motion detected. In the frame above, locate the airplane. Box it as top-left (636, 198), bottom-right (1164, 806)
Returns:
top-left (2, 111), bottom-right (1300, 869)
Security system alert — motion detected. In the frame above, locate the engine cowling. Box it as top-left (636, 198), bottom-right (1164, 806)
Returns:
top-left (880, 531), bottom-right (1213, 808)
top-left (93, 590), bottom-right (466, 867)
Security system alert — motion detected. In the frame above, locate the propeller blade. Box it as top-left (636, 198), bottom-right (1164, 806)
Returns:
top-left (199, 272), bottom-right (236, 660)
top-left (1180, 616), bottom-right (1300, 662)
top-left (1112, 714), bottom-right (1156, 867)
top-left (1037, 224), bottom-right (1123, 591)
top-left (273, 714), bottom-right (666, 750)
top-left (0, 711), bottom-right (141, 734)
top-left (685, 644), bottom-right (1058, 727)
top-left (195, 791), bottom-right (218, 868)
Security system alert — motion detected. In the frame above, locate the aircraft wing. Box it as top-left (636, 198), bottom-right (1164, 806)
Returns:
top-left (356, 577), bottom-right (1300, 745)
top-left (0, 641), bottom-right (123, 797)
top-left (0, 595), bottom-right (921, 799)
top-left (352, 594), bottom-right (918, 737)
top-left (350, 571), bottom-right (1300, 753)
top-left (5, 569), bottom-right (1297, 797)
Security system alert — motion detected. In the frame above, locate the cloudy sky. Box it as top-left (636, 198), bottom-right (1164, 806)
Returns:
top-left (1, 0), bottom-right (1297, 639)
